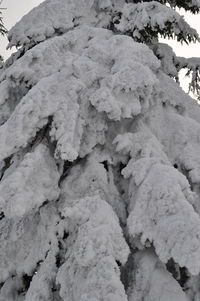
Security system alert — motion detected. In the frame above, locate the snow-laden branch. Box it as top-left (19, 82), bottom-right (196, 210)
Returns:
top-left (0, 26), bottom-right (160, 162)
top-left (115, 127), bottom-right (200, 275)
top-left (116, 2), bottom-right (199, 43)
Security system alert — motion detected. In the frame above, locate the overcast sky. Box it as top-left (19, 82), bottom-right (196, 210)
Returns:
top-left (0, 0), bottom-right (199, 61)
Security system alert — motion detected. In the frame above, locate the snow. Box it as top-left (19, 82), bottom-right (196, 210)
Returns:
top-left (115, 126), bottom-right (200, 275)
top-left (117, 2), bottom-right (199, 42)
top-left (8, 0), bottom-right (80, 48)
top-left (176, 56), bottom-right (200, 94)
top-left (56, 194), bottom-right (129, 301)
top-left (0, 80), bottom-right (11, 125)
top-left (0, 203), bottom-right (60, 283)
top-left (24, 251), bottom-right (58, 301)
top-left (0, 70), bottom-right (83, 161)
top-left (60, 151), bottom-right (127, 222)
top-left (129, 250), bottom-right (188, 301)
top-left (152, 43), bottom-right (178, 77)
top-left (7, 0), bottom-right (124, 49)
top-left (1, 0), bottom-right (200, 300)
top-left (0, 26), bottom-right (160, 162)
top-left (145, 102), bottom-right (200, 185)
top-left (0, 144), bottom-right (60, 218)
top-left (157, 71), bottom-right (200, 123)
top-left (126, 161), bottom-right (200, 275)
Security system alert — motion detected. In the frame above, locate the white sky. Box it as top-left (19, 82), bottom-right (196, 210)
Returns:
top-left (160, 9), bottom-right (200, 58)
top-left (0, 0), bottom-right (199, 92)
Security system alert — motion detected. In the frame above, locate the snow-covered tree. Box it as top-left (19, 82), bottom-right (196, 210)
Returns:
top-left (0, 2), bottom-right (7, 64)
top-left (0, 1), bottom-right (6, 37)
top-left (0, 0), bottom-right (200, 300)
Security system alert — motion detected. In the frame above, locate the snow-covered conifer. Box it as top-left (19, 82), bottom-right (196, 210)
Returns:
top-left (0, 0), bottom-right (200, 300)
